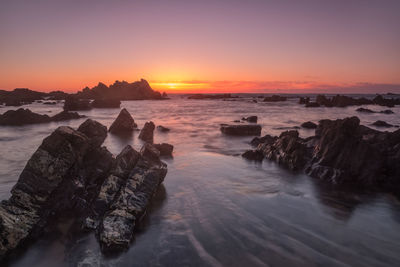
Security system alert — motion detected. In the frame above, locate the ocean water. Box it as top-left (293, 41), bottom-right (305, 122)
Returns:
top-left (1, 95), bottom-right (400, 267)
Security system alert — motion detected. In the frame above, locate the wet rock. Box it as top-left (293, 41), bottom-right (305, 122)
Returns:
top-left (63, 97), bottom-right (92, 111)
top-left (77, 119), bottom-right (108, 147)
top-left (302, 94), bottom-right (400, 108)
top-left (0, 88), bottom-right (46, 106)
top-left (372, 120), bottom-right (393, 127)
top-left (301, 121), bottom-right (317, 129)
top-left (43, 101), bottom-right (57, 105)
top-left (380, 109), bottom-right (394, 114)
top-left (139, 121), bottom-right (155, 143)
top-left (220, 124), bottom-right (262, 136)
top-left (299, 97), bottom-right (310, 104)
top-left (188, 94), bottom-right (236, 100)
top-left (263, 95), bottom-right (287, 102)
top-left (356, 107), bottom-right (375, 113)
top-left (109, 108), bottom-right (137, 134)
top-left (242, 150), bottom-right (264, 161)
top-left (245, 116), bottom-right (400, 192)
top-left (51, 111), bottom-right (85, 121)
top-left (92, 99), bottom-right (121, 108)
top-left (305, 102), bottom-right (320, 108)
top-left (250, 134), bottom-right (277, 146)
top-left (0, 108), bottom-right (50, 125)
top-left (241, 116), bottom-right (258, 123)
top-left (154, 143), bottom-right (174, 156)
top-left (157, 125), bottom-right (170, 132)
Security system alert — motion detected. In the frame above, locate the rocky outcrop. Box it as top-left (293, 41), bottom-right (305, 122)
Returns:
top-left (154, 143), bottom-right (174, 156)
top-left (0, 109), bottom-right (84, 126)
top-left (241, 116), bottom-right (258, 123)
top-left (242, 150), bottom-right (264, 161)
top-left (220, 124), bottom-right (262, 136)
top-left (139, 121), bottom-right (155, 143)
top-left (263, 95), bottom-right (287, 102)
top-left (63, 97), bottom-right (92, 111)
top-left (243, 117), bottom-right (400, 192)
top-left (356, 107), bottom-right (394, 114)
top-left (76, 79), bottom-right (165, 100)
top-left (109, 108), bottom-right (137, 134)
top-left (0, 119), bottom-right (168, 259)
top-left (92, 99), bottom-right (121, 108)
top-left (0, 88), bottom-right (46, 106)
top-left (301, 121), bottom-right (317, 129)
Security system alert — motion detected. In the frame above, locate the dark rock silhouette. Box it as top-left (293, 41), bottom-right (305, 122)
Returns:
top-left (241, 116), bottom-right (258, 123)
top-left (92, 99), bottom-right (121, 108)
top-left (263, 95), bottom-right (287, 102)
top-left (250, 134), bottom-right (277, 147)
top-left (243, 117), bottom-right (400, 193)
top-left (0, 109), bottom-right (84, 126)
top-left (139, 121), bottom-right (155, 143)
top-left (63, 97), bottom-right (92, 111)
top-left (0, 88), bottom-right (46, 106)
top-left (305, 102), bottom-right (320, 107)
top-left (188, 93), bottom-right (236, 100)
top-left (220, 124), bottom-right (262, 136)
top-left (302, 94), bottom-right (400, 108)
top-left (299, 97), bottom-right (310, 104)
top-left (356, 107), bottom-right (394, 114)
top-left (301, 121), bottom-right (317, 129)
top-left (109, 108), bottom-right (137, 134)
top-left (0, 119), bottom-right (168, 258)
top-left (76, 79), bottom-right (165, 100)
top-left (242, 150), bottom-right (264, 161)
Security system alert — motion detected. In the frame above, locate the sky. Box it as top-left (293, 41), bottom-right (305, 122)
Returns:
top-left (0, 0), bottom-right (399, 93)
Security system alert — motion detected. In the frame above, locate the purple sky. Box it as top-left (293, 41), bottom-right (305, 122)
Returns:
top-left (0, 0), bottom-right (399, 92)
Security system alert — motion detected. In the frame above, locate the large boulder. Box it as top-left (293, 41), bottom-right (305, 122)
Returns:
top-left (51, 110), bottom-right (85, 121)
top-left (108, 108), bottom-right (137, 134)
top-left (92, 99), bottom-right (121, 108)
top-left (241, 116), bottom-right (258, 123)
top-left (301, 121), bottom-right (317, 129)
top-left (154, 143), bottom-right (174, 156)
top-left (220, 124), bottom-right (261, 136)
top-left (139, 121), bottom-right (155, 143)
top-left (77, 119), bottom-right (108, 147)
top-left (63, 97), bottom-right (92, 111)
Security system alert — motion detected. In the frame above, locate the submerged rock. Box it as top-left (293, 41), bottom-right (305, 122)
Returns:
top-left (0, 109), bottom-right (84, 126)
top-left (0, 119), bottom-right (168, 259)
top-left (139, 121), bottom-right (155, 143)
top-left (241, 116), bottom-right (258, 123)
top-left (244, 116), bottom-right (400, 192)
top-left (242, 150), bottom-right (264, 161)
top-left (301, 121), bottom-right (317, 129)
top-left (220, 124), bottom-right (262, 136)
top-left (109, 108), bottom-right (137, 134)
top-left (356, 108), bottom-right (395, 114)
top-left (157, 125), bottom-right (170, 132)
top-left (51, 110), bottom-right (85, 121)
top-left (372, 120), bottom-right (394, 127)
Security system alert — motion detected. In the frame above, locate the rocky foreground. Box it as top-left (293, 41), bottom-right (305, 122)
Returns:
top-left (243, 117), bottom-right (400, 193)
top-left (0, 116), bottom-right (169, 259)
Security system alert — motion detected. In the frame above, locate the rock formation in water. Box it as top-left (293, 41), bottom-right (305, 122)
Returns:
top-left (301, 121), bottom-right (317, 129)
top-left (356, 107), bottom-right (394, 114)
top-left (139, 121), bottom-right (155, 143)
top-left (63, 97), bottom-right (92, 111)
top-left (0, 119), bottom-right (168, 259)
top-left (187, 94), bottom-right (237, 100)
top-left (263, 95), bottom-right (287, 102)
top-left (372, 120), bottom-right (394, 127)
top-left (91, 99), bottom-right (121, 108)
top-left (157, 125), bottom-right (170, 132)
top-left (154, 143), bottom-right (174, 156)
top-left (220, 124), bottom-right (262, 136)
top-left (0, 88), bottom-right (46, 106)
top-left (76, 79), bottom-right (165, 100)
top-left (243, 117), bottom-right (400, 192)
top-left (241, 116), bottom-right (258, 123)
top-left (109, 108), bottom-right (137, 134)
top-left (302, 94), bottom-right (400, 108)
top-left (0, 108), bottom-right (85, 126)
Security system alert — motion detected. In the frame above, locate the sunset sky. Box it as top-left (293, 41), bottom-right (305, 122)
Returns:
top-left (1, 0), bottom-right (399, 93)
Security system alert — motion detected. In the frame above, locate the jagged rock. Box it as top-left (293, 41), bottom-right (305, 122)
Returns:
top-left (302, 94), bottom-right (400, 108)
top-left (0, 119), bottom-right (168, 259)
top-left (98, 144), bottom-right (167, 252)
top-left (92, 99), bottom-right (121, 108)
top-left (263, 95), bottom-right (287, 102)
top-left (245, 116), bottom-right (400, 192)
top-left (220, 124), bottom-right (262, 136)
top-left (242, 150), bottom-right (264, 161)
top-left (109, 108), bottom-right (137, 134)
top-left (250, 135), bottom-right (277, 146)
top-left (241, 116), bottom-right (258, 123)
top-left (157, 125), bottom-right (170, 132)
top-left (139, 121), bottom-right (155, 143)
top-left (77, 119), bottom-right (108, 147)
top-left (301, 121), bottom-right (317, 129)
top-left (51, 111), bottom-right (85, 121)
top-left (372, 120), bottom-right (393, 127)
top-left (0, 108), bottom-right (50, 125)
top-left (63, 97), bottom-right (92, 111)
top-left (154, 143), bottom-right (174, 156)
top-left (0, 88), bottom-right (46, 106)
